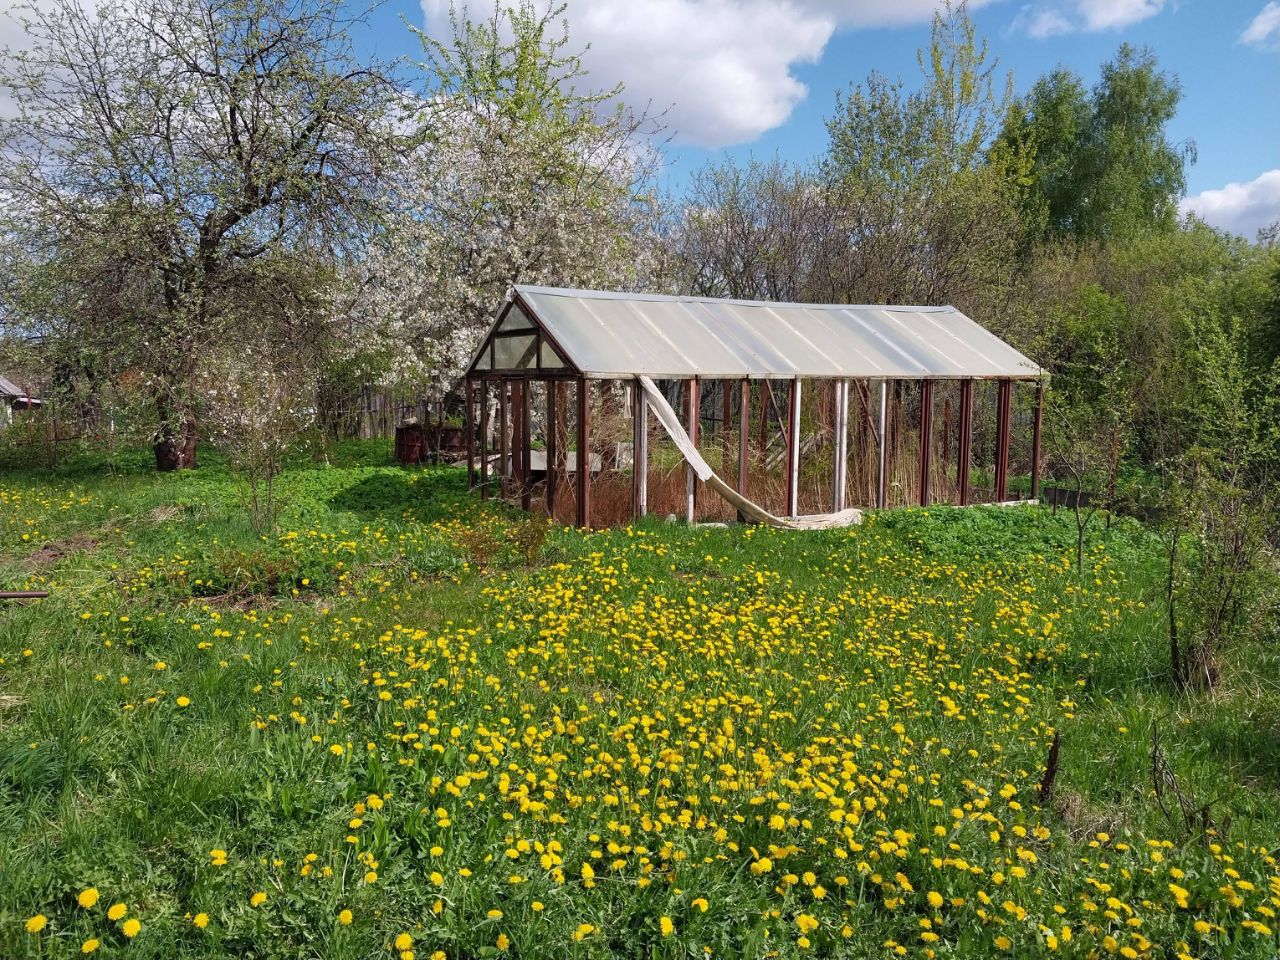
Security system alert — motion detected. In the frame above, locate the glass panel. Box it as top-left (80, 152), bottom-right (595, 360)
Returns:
top-left (498, 304), bottom-right (535, 332)
top-left (494, 334), bottom-right (537, 369)
top-left (539, 340), bottom-right (566, 369)
top-left (473, 344), bottom-right (492, 369)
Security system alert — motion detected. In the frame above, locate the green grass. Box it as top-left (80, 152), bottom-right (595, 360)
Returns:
top-left (1, 444), bottom-right (1278, 959)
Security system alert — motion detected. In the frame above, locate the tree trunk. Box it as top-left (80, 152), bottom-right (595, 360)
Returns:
top-left (155, 415), bottom-right (198, 471)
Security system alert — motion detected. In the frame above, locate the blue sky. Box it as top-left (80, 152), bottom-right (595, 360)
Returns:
top-left (355, 0), bottom-right (1280, 236)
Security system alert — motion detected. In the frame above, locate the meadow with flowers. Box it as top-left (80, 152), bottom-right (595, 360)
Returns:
top-left (2, 445), bottom-right (1279, 959)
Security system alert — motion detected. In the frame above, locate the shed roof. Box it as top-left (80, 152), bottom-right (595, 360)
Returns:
top-left (0, 374), bottom-right (30, 398)
top-left (468, 285), bottom-right (1042, 381)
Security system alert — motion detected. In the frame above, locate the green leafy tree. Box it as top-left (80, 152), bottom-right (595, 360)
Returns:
top-left (1001, 45), bottom-right (1193, 242)
top-left (820, 1), bottom-right (1032, 316)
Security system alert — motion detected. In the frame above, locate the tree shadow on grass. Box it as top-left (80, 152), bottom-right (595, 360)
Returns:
top-left (327, 468), bottom-right (470, 523)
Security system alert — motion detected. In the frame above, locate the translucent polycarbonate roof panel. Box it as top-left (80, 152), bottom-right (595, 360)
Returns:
top-left (487, 285), bottom-right (1043, 380)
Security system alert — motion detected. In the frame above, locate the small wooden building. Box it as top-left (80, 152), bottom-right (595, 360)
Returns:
top-left (0, 374), bottom-right (42, 426)
top-left (461, 286), bottom-right (1046, 528)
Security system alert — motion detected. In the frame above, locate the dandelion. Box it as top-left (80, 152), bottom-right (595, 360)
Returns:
top-left (927, 891), bottom-right (944, 909)
top-left (107, 903), bottom-right (128, 921)
top-left (796, 914), bottom-right (819, 935)
top-left (194, 913), bottom-right (209, 929)
top-left (77, 887), bottom-right (100, 909)
top-left (81, 938), bottom-right (100, 953)
top-left (660, 916), bottom-right (674, 937)
top-left (249, 891), bottom-right (268, 907)
top-left (338, 909), bottom-right (353, 925)
top-left (176, 696), bottom-right (191, 708)
top-left (692, 897), bottom-right (708, 912)
top-left (572, 923), bottom-right (596, 942)
top-left (395, 933), bottom-right (414, 951)
top-left (25, 915), bottom-right (48, 934)
top-left (122, 918), bottom-right (141, 938)
top-left (496, 933), bottom-right (511, 950)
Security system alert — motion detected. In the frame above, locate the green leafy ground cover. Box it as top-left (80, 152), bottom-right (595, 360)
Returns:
top-left (1, 447), bottom-right (1277, 959)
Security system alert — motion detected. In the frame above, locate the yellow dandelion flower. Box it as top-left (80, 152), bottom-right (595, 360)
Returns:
top-left (122, 918), bottom-right (141, 938)
top-left (77, 888), bottom-right (100, 909)
top-left (249, 891), bottom-right (268, 907)
top-left (81, 938), bottom-right (101, 953)
top-left (107, 903), bottom-right (128, 921)
top-left (25, 915), bottom-right (48, 934)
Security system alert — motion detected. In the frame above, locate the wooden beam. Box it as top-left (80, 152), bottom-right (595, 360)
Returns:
top-left (633, 381), bottom-right (648, 519)
top-left (918, 380), bottom-right (933, 507)
top-left (787, 378), bottom-right (802, 517)
top-left (1031, 379), bottom-right (1045, 500)
top-left (958, 379), bottom-right (973, 506)
top-left (877, 380), bottom-right (888, 509)
top-left (464, 378), bottom-right (475, 490)
top-left (833, 380), bottom-right (849, 511)
top-left (576, 379), bottom-right (590, 528)
top-left (685, 377), bottom-right (700, 523)
top-left (546, 380), bottom-right (557, 516)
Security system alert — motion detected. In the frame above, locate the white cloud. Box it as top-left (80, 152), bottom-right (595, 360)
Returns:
top-left (1015, 0), bottom-right (1167, 37)
top-left (1240, 2), bottom-right (1280, 48)
top-left (1180, 169), bottom-right (1280, 238)
top-left (421, 1), bottom-right (996, 148)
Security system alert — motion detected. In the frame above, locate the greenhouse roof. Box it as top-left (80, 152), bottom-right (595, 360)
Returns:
top-left (467, 285), bottom-right (1043, 381)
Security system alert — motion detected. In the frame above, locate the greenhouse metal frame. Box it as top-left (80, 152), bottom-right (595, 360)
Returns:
top-left (461, 285), bottom-right (1047, 528)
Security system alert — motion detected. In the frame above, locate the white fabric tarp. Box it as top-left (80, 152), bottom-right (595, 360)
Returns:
top-left (637, 376), bottom-right (862, 531)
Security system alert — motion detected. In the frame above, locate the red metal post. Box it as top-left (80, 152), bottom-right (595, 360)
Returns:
top-left (995, 378), bottom-right (1011, 502)
top-left (1031, 379), bottom-right (1045, 500)
top-left (918, 379), bottom-right (933, 507)
top-left (576, 378), bottom-right (590, 528)
top-left (958, 379), bottom-right (973, 506)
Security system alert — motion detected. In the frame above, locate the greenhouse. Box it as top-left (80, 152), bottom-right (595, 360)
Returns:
top-left (462, 285), bottom-right (1046, 528)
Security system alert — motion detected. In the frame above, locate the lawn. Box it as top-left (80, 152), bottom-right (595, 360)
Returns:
top-left (1, 445), bottom-right (1278, 959)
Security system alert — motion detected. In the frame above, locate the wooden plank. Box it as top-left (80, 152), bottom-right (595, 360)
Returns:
top-left (498, 380), bottom-right (509, 500)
